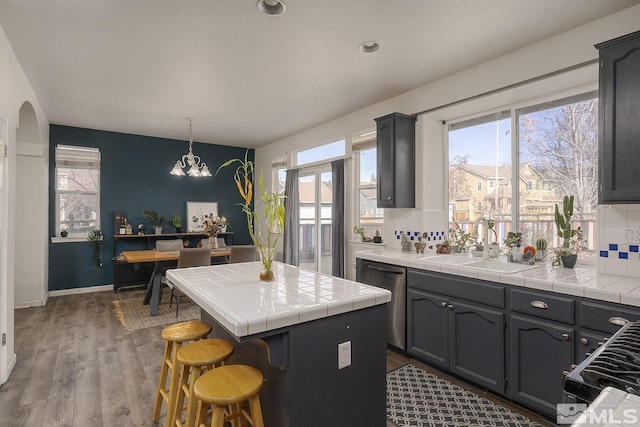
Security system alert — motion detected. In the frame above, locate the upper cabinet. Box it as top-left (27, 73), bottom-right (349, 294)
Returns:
top-left (375, 112), bottom-right (416, 208)
top-left (596, 30), bottom-right (640, 203)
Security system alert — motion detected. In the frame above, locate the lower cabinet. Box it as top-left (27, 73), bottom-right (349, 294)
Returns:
top-left (508, 315), bottom-right (574, 416)
top-left (408, 288), bottom-right (505, 394)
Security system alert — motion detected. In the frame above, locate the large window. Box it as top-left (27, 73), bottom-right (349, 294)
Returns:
top-left (295, 139), bottom-right (345, 167)
top-left (354, 142), bottom-right (383, 237)
top-left (55, 145), bottom-right (100, 237)
top-left (448, 92), bottom-right (598, 259)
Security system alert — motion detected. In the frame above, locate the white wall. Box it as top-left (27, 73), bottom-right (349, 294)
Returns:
top-left (255, 5), bottom-right (640, 274)
top-left (0, 24), bottom-right (49, 384)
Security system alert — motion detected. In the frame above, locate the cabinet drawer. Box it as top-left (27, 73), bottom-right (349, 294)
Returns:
top-left (510, 289), bottom-right (574, 324)
top-left (580, 301), bottom-right (640, 334)
top-left (408, 269), bottom-right (504, 308)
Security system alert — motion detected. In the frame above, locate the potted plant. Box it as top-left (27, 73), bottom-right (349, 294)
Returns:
top-left (373, 230), bottom-right (382, 244)
top-left (535, 238), bottom-right (548, 261)
top-left (448, 219), bottom-right (472, 253)
top-left (353, 226), bottom-right (371, 242)
top-left (143, 210), bottom-right (168, 235)
top-left (553, 195), bottom-right (585, 268)
top-left (87, 229), bottom-right (104, 267)
top-left (503, 231), bottom-right (523, 261)
top-left (218, 151), bottom-right (285, 282)
top-left (172, 214), bottom-right (182, 233)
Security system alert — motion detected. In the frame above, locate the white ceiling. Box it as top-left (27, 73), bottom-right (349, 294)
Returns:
top-left (1, 0), bottom-right (638, 148)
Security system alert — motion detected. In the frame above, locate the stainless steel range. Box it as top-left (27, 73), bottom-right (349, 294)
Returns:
top-left (564, 321), bottom-right (640, 405)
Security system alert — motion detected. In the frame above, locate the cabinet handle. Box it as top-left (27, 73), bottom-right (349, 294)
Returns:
top-left (447, 304), bottom-right (454, 310)
top-left (530, 300), bottom-right (548, 309)
top-left (581, 338), bottom-right (588, 345)
top-left (387, 196), bottom-right (392, 200)
top-left (562, 333), bottom-right (570, 341)
top-left (609, 316), bottom-right (630, 326)
top-left (441, 302), bottom-right (447, 308)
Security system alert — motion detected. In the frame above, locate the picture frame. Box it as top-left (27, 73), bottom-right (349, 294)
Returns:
top-left (186, 201), bottom-right (218, 232)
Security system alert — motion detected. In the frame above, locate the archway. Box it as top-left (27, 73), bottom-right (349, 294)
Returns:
top-left (14, 102), bottom-right (47, 307)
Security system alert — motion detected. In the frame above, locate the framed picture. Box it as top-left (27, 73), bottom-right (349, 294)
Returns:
top-left (186, 201), bottom-right (218, 232)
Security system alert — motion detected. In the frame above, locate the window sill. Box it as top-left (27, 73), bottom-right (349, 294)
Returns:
top-left (51, 237), bottom-right (88, 244)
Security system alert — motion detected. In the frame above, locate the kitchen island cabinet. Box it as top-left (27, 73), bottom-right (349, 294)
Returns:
top-left (596, 30), bottom-right (640, 203)
top-left (167, 261), bottom-right (391, 427)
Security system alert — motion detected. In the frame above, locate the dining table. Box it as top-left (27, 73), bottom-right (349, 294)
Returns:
top-left (121, 247), bottom-right (231, 316)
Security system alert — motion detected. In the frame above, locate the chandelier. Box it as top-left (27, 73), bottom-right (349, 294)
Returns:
top-left (169, 118), bottom-right (212, 177)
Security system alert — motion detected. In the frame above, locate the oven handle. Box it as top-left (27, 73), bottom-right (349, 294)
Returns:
top-left (530, 300), bottom-right (548, 309)
top-left (362, 263), bottom-right (405, 275)
top-left (609, 316), bottom-right (630, 326)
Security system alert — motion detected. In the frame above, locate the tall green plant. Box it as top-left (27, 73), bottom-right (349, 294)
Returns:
top-left (218, 151), bottom-right (285, 280)
top-left (553, 195), bottom-right (584, 266)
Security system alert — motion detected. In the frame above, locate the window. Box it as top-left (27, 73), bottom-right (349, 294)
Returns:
top-left (448, 111), bottom-right (511, 233)
top-left (448, 92), bottom-right (597, 261)
top-left (354, 139), bottom-right (383, 238)
top-left (295, 139), bottom-right (345, 167)
top-left (518, 92), bottom-right (598, 257)
top-left (55, 145), bottom-right (100, 237)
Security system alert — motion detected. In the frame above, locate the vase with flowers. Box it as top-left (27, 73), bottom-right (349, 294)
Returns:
top-left (218, 151), bottom-right (285, 282)
top-left (201, 213), bottom-right (222, 248)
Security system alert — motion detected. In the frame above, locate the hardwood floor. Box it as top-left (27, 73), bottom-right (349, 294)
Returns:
top-left (1, 290), bottom-right (553, 427)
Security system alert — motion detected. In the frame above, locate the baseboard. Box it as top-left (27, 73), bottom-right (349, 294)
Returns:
top-left (48, 284), bottom-right (113, 298)
top-left (1, 352), bottom-right (16, 385)
top-left (14, 299), bottom-right (47, 309)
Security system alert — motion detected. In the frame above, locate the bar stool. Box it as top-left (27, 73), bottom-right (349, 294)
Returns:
top-left (152, 320), bottom-right (212, 425)
top-left (173, 338), bottom-right (235, 427)
top-left (194, 364), bottom-right (265, 427)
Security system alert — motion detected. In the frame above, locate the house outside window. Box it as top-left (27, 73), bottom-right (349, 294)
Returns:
top-left (55, 145), bottom-right (100, 237)
top-left (448, 92), bottom-right (598, 261)
top-left (354, 138), bottom-right (383, 238)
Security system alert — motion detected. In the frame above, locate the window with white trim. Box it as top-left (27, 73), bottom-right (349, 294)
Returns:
top-left (55, 145), bottom-right (100, 237)
top-left (353, 137), bottom-right (383, 237)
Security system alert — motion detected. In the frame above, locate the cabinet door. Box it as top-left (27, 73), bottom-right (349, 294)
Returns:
top-left (597, 31), bottom-right (640, 202)
top-left (407, 289), bottom-right (448, 370)
top-left (509, 315), bottom-right (574, 417)
top-left (449, 300), bottom-right (504, 394)
top-left (376, 118), bottom-right (395, 208)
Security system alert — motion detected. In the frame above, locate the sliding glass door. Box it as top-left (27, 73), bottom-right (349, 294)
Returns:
top-left (298, 170), bottom-right (333, 274)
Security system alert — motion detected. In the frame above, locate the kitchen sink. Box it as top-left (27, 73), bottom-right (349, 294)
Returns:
top-left (464, 259), bottom-right (540, 273)
top-left (421, 255), bottom-right (476, 265)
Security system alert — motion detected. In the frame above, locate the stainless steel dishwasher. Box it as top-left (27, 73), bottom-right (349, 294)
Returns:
top-left (356, 259), bottom-right (406, 350)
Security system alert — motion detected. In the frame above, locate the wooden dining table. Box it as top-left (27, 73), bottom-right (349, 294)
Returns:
top-left (121, 248), bottom-right (231, 316)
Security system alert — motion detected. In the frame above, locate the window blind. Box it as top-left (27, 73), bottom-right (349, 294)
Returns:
top-left (55, 145), bottom-right (100, 169)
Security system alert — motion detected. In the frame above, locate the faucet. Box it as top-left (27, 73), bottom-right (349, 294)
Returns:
top-left (474, 216), bottom-right (490, 260)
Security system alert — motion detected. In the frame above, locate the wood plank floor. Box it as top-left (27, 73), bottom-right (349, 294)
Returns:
top-left (0, 290), bottom-right (553, 427)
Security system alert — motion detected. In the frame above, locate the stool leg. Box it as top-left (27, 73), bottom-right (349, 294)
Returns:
top-left (172, 361), bottom-right (191, 427)
top-left (197, 400), bottom-right (209, 427)
top-left (165, 342), bottom-right (183, 427)
top-left (184, 366), bottom-right (203, 427)
top-left (152, 340), bottom-right (173, 422)
top-left (248, 395), bottom-right (264, 427)
top-left (211, 405), bottom-right (225, 427)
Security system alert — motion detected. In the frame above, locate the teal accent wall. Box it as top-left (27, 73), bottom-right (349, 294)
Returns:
top-left (48, 125), bottom-right (254, 291)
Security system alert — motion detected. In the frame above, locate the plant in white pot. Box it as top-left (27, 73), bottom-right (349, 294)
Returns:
top-left (143, 209), bottom-right (168, 235)
top-left (552, 195), bottom-right (585, 268)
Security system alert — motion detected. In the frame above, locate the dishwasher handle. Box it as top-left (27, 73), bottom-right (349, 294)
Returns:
top-left (362, 262), bottom-right (405, 275)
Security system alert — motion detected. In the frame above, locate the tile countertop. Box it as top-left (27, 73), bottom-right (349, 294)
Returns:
top-left (166, 261), bottom-right (392, 338)
top-left (356, 249), bottom-right (640, 308)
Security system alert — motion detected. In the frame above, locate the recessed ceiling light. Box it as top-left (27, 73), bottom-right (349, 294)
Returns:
top-left (359, 41), bottom-right (380, 54)
top-left (257, 0), bottom-right (286, 16)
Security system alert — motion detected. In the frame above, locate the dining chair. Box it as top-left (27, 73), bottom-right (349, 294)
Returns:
top-left (228, 245), bottom-right (260, 264)
top-left (166, 248), bottom-right (212, 317)
top-left (156, 239), bottom-right (184, 251)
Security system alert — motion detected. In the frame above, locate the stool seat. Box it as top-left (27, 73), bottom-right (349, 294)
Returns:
top-left (195, 365), bottom-right (263, 405)
top-left (174, 339), bottom-right (235, 427)
top-left (161, 320), bottom-right (212, 342)
top-left (177, 338), bottom-right (235, 367)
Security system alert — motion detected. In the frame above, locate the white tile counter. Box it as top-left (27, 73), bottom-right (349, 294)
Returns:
top-left (166, 261), bottom-right (392, 337)
top-left (356, 249), bottom-right (640, 307)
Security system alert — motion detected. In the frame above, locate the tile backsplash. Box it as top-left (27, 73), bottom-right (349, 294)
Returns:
top-left (598, 204), bottom-right (640, 278)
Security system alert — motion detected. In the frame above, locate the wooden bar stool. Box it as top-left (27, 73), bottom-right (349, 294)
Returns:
top-left (152, 320), bottom-right (212, 425)
top-left (173, 338), bottom-right (235, 427)
top-left (194, 364), bottom-right (265, 427)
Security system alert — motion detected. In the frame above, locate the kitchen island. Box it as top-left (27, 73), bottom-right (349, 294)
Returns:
top-left (166, 261), bottom-right (391, 427)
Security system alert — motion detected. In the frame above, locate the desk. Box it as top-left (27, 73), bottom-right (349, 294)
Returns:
top-left (122, 248), bottom-right (231, 316)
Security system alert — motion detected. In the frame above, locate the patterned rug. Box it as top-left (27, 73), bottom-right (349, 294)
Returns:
top-left (387, 364), bottom-right (543, 427)
top-left (112, 288), bottom-right (201, 331)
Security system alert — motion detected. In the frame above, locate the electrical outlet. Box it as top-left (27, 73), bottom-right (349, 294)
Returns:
top-left (338, 341), bottom-right (351, 369)
top-left (626, 228), bottom-right (635, 242)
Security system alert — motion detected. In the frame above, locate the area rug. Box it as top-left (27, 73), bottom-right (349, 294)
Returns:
top-left (386, 364), bottom-right (543, 427)
top-left (112, 288), bottom-right (201, 331)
